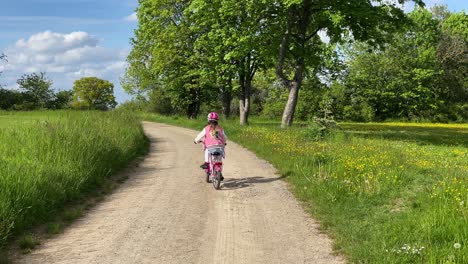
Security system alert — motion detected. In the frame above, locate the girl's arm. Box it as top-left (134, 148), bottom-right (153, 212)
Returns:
top-left (194, 129), bottom-right (206, 143)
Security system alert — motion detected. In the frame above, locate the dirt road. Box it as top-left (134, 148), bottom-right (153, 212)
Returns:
top-left (16, 122), bottom-right (344, 264)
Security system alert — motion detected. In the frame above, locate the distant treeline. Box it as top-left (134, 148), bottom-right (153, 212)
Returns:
top-left (0, 71), bottom-right (117, 111)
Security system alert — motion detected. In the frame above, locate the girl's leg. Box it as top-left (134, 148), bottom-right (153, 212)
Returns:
top-left (200, 150), bottom-right (209, 169)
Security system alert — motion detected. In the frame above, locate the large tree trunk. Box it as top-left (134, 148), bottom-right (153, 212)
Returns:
top-left (238, 62), bottom-right (252, 126)
top-left (239, 96), bottom-right (250, 125)
top-left (275, 2), bottom-right (312, 128)
top-left (222, 91), bottom-right (232, 119)
top-left (187, 102), bottom-right (199, 119)
top-left (221, 83), bottom-right (232, 119)
top-left (239, 84), bottom-right (251, 125)
top-left (186, 88), bottom-right (200, 119)
top-left (281, 81), bottom-right (300, 128)
top-left (281, 54), bottom-right (304, 127)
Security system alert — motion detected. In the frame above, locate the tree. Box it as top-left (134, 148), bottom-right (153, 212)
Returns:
top-left (342, 8), bottom-right (441, 120)
top-left (16, 72), bottom-right (54, 109)
top-left (338, 7), bottom-right (467, 122)
top-left (186, 0), bottom-right (236, 119)
top-left (437, 11), bottom-right (468, 103)
top-left (274, 0), bottom-right (425, 127)
top-left (436, 11), bottom-right (468, 121)
top-left (431, 4), bottom-right (451, 21)
top-left (0, 89), bottom-right (22, 110)
top-left (72, 77), bottom-right (117, 110)
top-left (126, 0), bottom-right (213, 119)
top-left (50, 90), bottom-right (73, 109)
top-left (187, 0), bottom-right (280, 125)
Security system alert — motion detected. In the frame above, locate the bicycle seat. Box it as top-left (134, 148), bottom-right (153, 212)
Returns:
top-left (212, 152), bottom-right (222, 156)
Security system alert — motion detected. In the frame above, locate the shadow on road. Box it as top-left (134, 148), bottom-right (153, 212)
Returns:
top-left (221, 176), bottom-right (284, 190)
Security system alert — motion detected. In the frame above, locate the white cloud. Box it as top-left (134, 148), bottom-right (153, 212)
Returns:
top-left (14, 31), bottom-right (99, 54)
top-left (318, 30), bottom-right (330, 44)
top-left (1, 31), bottom-right (130, 102)
top-left (124, 12), bottom-right (137, 22)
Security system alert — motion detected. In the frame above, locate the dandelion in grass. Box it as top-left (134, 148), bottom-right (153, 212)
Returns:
top-left (390, 244), bottom-right (425, 255)
top-left (454, 243), bottom-right (461, 249)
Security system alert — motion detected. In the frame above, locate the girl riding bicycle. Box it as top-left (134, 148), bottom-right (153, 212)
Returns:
top-left (194, 112), bottom-right (227, 178)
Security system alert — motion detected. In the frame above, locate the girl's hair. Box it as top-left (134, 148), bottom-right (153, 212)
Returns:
top-left (208, 120), bottom-right (219, 137)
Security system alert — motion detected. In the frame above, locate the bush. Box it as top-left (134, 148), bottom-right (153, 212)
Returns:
top-left (262, 100), bottom-right (285, 119)
top-left (433, 113), bottom-right (449, 123)
top-left (304, 117), bottom-right (339, 141)
top-left (118, 100), bottom-right (147, 112)
top-left (147, 89), bottom-right (174, 114)
top-left (454, 103), bottom-right (468, 122)
top-left (343, 102), bottom-right (375, 122)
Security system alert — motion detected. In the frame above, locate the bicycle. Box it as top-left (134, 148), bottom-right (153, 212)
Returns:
top-left (205, 147), bottom-right (224, 189)
top-left (194, 139), bottom-right (225, 189)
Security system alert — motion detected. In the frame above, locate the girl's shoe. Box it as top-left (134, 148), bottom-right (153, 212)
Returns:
top-left (200, 162), bottom-right (209, 169)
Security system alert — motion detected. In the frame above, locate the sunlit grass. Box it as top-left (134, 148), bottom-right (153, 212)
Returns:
top-left (0, 110), bottom-right (148, 245)
top-left (341, 123), bottom-right (468, 147)
top-left (144, 113), bottom-right (467, 263)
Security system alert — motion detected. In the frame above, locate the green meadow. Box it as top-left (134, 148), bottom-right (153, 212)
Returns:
top-left (143, 114), bottom-right (467, 264)
top-left (0, 111), bottom-right (147, 246)
top-left (1, 110), bottom-right (466, 263)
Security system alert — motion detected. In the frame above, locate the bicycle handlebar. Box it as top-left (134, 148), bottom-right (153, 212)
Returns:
top-left (194, 141), bottom-right (227, 146)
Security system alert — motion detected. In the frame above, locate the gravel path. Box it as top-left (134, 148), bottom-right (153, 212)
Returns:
top-left (16, 122), bottom-right (344, 264)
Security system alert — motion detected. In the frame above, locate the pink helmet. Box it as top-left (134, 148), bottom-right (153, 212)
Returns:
top-left (207, 112), bottom-right (219, 121)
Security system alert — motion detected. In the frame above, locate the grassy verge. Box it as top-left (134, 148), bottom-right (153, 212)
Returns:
top-left (143, 113), bottom-right (467, 264)
top-left (0, 110), bottom-right (148, 248)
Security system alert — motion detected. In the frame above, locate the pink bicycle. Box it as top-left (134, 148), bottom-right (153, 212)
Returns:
top-left (205, 148), bottom-right (224, 190)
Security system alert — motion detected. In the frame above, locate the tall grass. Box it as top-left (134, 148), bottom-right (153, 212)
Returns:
top-left (0, 111), bottom-right (148, 245)
top-left (143, 114), bottom-right (467, 264)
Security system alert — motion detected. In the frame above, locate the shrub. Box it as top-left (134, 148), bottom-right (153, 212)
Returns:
top-left (305, 117), bottom-right (340, 141)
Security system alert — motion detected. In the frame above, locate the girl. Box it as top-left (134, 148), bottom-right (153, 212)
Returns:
top-left (194, 112), bottom-right (227, 173)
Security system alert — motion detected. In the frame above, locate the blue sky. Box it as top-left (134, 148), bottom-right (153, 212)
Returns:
top-left (0, 0), bottom-right (138, 103)
top-left (401, 0), bottom-right (466, 12)
top-left (0, 0), bottom-right (137, 47)
top-left (0, 0), bottom-right (466, 103)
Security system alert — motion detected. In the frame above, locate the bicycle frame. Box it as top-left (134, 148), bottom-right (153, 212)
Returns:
top-left (208, 154), bottom-right (223, 174)
top-left (205, 148), bottom-right (224, 189)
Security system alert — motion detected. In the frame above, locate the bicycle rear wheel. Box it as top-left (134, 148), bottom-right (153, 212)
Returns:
top-left (212, 171), bottom-right (221, 190)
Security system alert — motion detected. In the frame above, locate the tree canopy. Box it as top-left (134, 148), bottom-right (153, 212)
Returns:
top-left (16, 72), bottom-right (54, 109)
top-left (335, 7), bottom-right (467, 122)
top-left (0, 71), bottom-right (73, 111)
top-left (72, 77), bottom-right (117, 110)
top-left (125, 1), bottom-right (467, 123)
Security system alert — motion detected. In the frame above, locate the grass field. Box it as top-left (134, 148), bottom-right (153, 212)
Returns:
top-left (143, 114), bottom-right (467, 264)
top-left (0, 110), bottom-right (148, 246)
top-left (0, 111), bottom-right (57, 128)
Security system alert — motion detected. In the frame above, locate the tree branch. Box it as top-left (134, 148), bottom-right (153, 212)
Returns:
top-left (305, 27), bottom-right (322, 42)
top-left (276, 10), bottom-right (294, 88)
